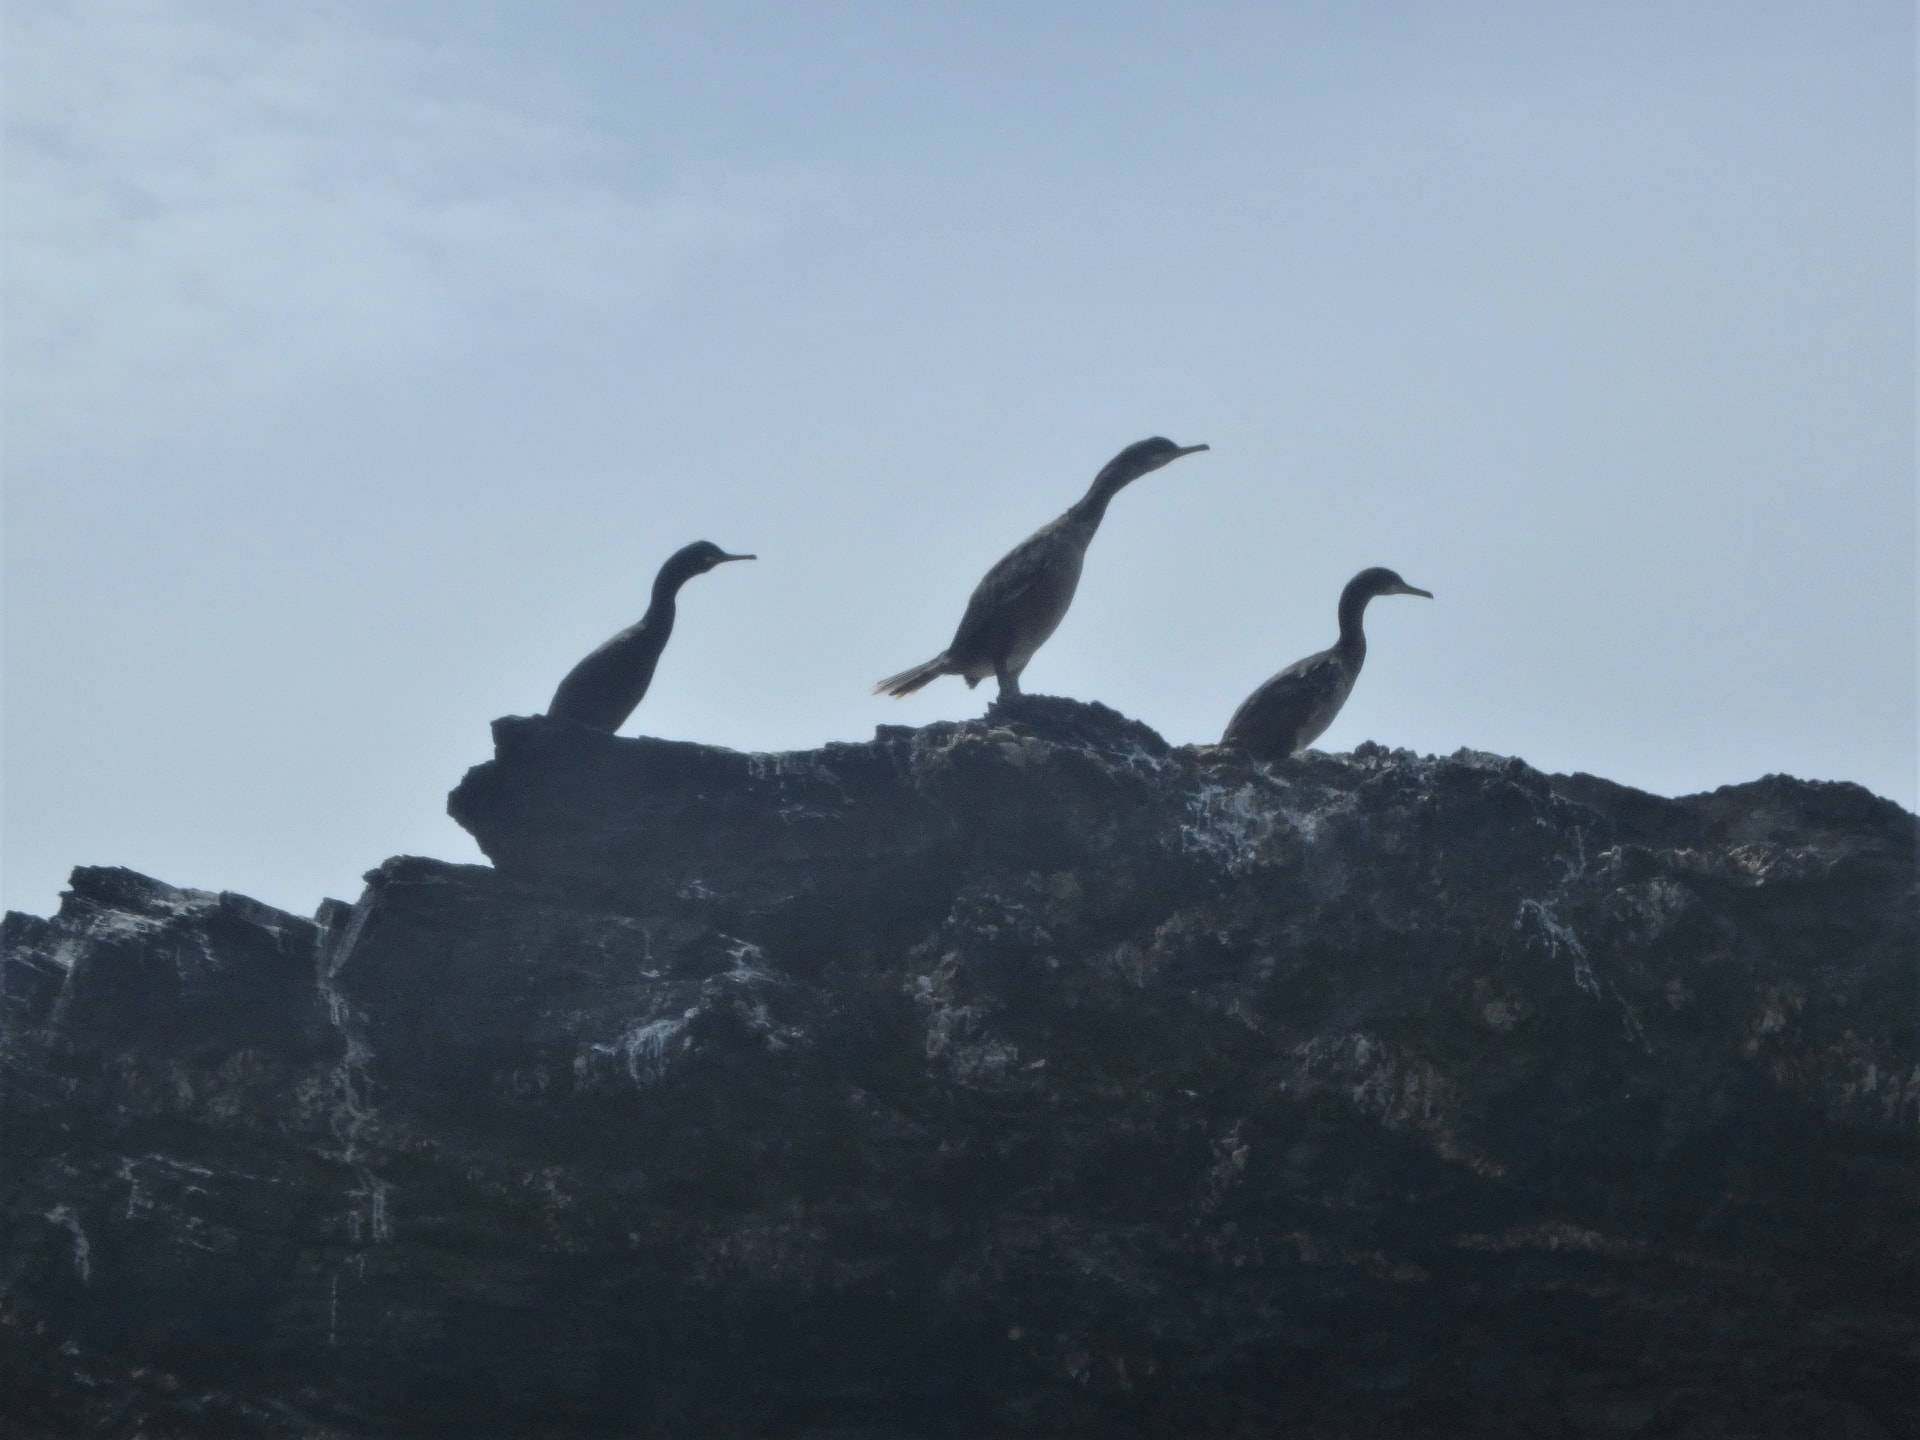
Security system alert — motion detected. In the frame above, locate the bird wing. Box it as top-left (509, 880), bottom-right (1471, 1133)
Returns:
top-left (1275, 649), bottom-right (1341, 689)
top-left (1224, 648), bottom-right (1349, 756)
top-left (947, 521), bottom-right (1077, 657)
top-left (547, 617), bottom-right (662, 730)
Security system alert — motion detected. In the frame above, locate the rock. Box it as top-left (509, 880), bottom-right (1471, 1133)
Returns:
top-left (4, 699), bottom-right (1916, 1437)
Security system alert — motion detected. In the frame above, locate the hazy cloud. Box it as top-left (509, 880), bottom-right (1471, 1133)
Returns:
top-left (5, 0), bottom-right (813, 454)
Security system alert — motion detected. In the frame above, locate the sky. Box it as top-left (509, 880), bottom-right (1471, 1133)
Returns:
top-left (3, 1), bottom-right (1913, 920)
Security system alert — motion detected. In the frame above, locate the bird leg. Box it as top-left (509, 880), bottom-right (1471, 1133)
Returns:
top-left (994, 658), bottom-right (1021, 698)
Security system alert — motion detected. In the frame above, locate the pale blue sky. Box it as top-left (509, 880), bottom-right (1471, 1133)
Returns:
top-left (4, 1), bottom-right (1913, 918)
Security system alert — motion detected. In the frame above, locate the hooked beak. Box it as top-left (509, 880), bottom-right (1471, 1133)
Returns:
top-left (1173, 443), bottom-right (1210, 457)
top-left (718, 552), bottom-right (756, 564)
top-left (1394, 582), bottom-right (1434, 599)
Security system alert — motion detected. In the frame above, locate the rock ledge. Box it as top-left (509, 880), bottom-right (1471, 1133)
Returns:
top-left (5, 699), bottom-right (1916, 1437)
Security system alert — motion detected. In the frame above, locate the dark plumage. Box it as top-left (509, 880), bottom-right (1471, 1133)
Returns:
top-left (546, 540), bottom-right (754, 732)
top-left (1221, 566), bottom-right (1432, 761)
top-left (875, 436), bottom-right (1209, 700)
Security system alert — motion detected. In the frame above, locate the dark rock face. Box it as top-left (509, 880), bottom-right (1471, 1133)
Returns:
top-left (5, 697), bottom-right (1916, 1438)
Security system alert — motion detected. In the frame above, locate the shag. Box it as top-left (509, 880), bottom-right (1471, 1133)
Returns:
top-left (874, 436), bottom-right (1209, 699)
top-left (1221, 566), bottom-right (1432, 761)
top-left (546, 540), bottom-right (754, 732)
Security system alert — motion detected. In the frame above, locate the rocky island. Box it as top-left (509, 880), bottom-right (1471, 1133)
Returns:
top-left (4, 698), bottom-right (1915, 1437)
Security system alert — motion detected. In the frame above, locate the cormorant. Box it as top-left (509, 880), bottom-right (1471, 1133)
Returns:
top-left (546, 540), bottom-right (754, 732)
top-left (1221, 566), bottom-right (1432, 760)
top-left (874, 436), bottom-right (1209, 700)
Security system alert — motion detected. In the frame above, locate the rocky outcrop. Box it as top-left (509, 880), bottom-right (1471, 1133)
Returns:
top-left (4, 697), bottom-right (1916, 1437)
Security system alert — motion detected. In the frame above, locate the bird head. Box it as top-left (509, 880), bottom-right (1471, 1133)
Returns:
top-left (683, 540), bottom-right (756, 573)
top-left (1093, 436), bottom-right (1210, 492)
top-left (1351, 567), bottom-right (1434, 601)
top-left (658, 540), bottom-right (756, 594)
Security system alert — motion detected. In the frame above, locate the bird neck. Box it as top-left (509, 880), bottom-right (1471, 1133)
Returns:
top-left (648, 570), bottom-right (689, 614)
top-left (1067, 471), bottom-right (1129, 529)
top-left (1335, 585), bottom-right (1373, 661)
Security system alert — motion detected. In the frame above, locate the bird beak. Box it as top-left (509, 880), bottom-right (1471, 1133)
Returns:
top-left (1394, 582), bottom-right (1434, 599)
top-left (1173, 443), bottom-right (1210, 457)
top-left (719, 552), bottom-right (756, 563)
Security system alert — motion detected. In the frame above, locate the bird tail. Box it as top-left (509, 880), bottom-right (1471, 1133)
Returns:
top-left (873, 653), bottom-right (952, 698)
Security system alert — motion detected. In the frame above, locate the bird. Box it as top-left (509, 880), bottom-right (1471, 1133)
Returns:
top-left (1221, 566), bottom-right (1432, 761)
top-left (546, 540), bottom-right (754, 732)
top-left (874, 436), bottom-right (1209, 700)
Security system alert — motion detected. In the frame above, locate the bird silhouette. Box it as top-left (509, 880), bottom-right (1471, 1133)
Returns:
top-left (875, 437), bottom-right (1209, 700)
top-left (547, 540), bottom-right (754, 732)
top-left (1221, 566), bottom-right (1432, 760)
